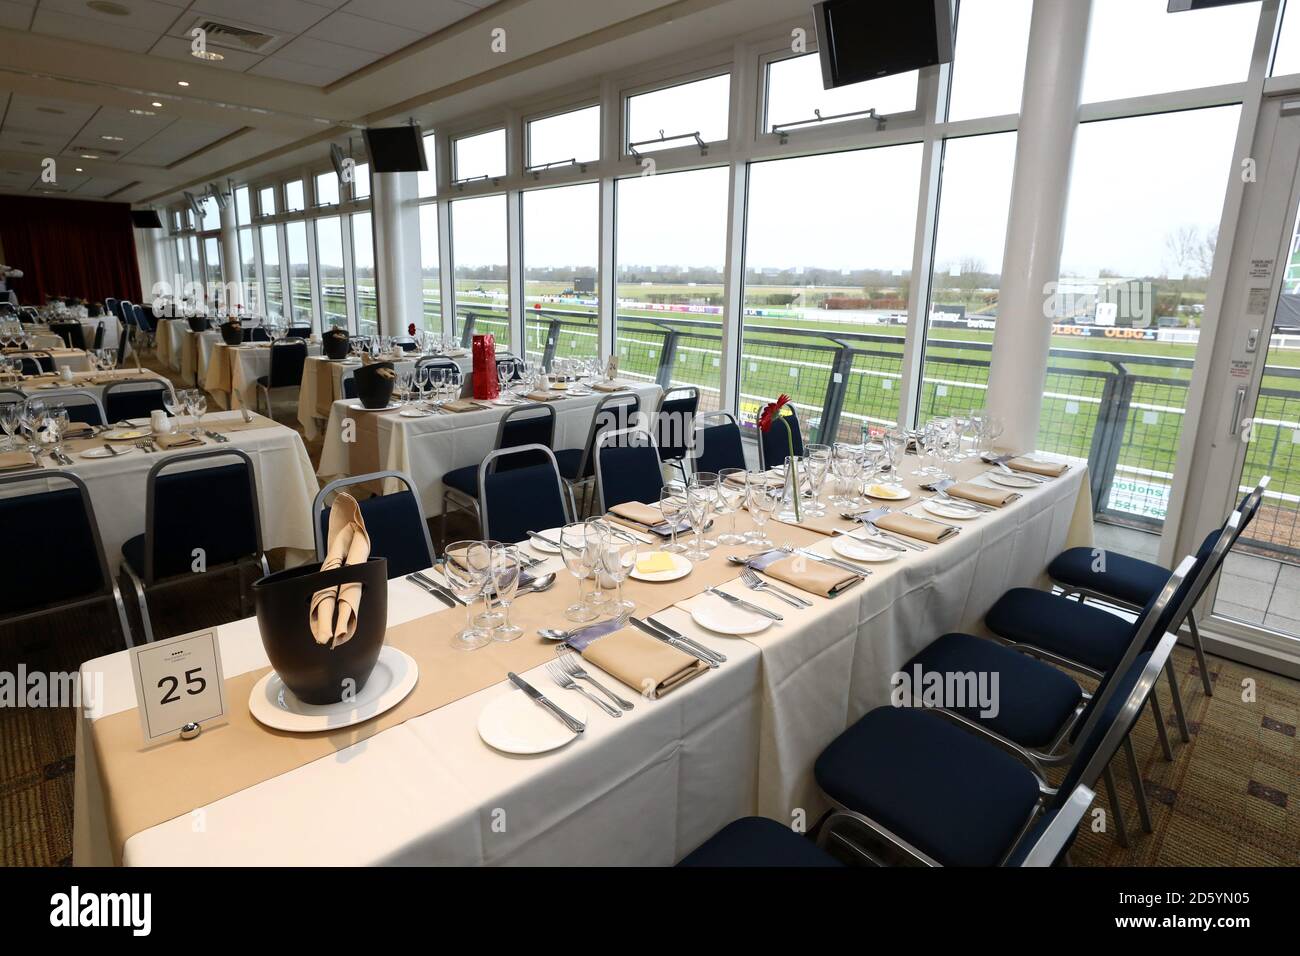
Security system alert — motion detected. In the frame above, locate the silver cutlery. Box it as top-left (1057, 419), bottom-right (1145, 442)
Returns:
top-left (705, 587), bottom-right (783, 622)
top-left (838, 515), bottom-right (929, 551)
top-left (995, 461), bottom-right (1047, 483)
top-left (629, 617), bottom-right (722, 667)
top-left (514, 572), bottom-right (557, 595)
top-left (526, 529), bottom-right (563, 549)
top-left (538, 610), bottom-right (631, 643)
top-left (931, 491), bottom-right (992, 513)
top-left (546, 661), bottom-right (621, 717)
top-left (404, 573), bottom-right (456, 607)
top-left (555, 647), bottom-right (635, 710)
top-left (204, 429), bottom-right (231, 443)
top-left (830, 527), bottom-right (907, 552)
top-left (410, 570), bottom-right (464, 606)
top-left (739, 566), bottom-right (813, 607)
top-left (789, 547), bottom-right (872, 579)
top-left (641, 616), bottom-right (727, 663)
top-left (508, 672), bottom-right (585, 733)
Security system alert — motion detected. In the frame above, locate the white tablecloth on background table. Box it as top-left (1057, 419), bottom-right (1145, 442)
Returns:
top-left (204, 342), bottom-right (323, 411)
top-left (156, 319), bottom-right (188, 372)
top-left (317, 382), bottom-right (661, 513)
top-left (17, 370), bottom-right (174, 417)
top-left (73, 461), bottom-right (1090, 866)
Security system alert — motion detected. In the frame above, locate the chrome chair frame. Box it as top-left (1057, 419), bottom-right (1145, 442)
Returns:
top-left (312, 470), bottom-right (435, 572)
top-left (689, 410), bottom-right (747, 477)
top-left (33, 388), bottom-right (107, 426)
top-left (654, 385), bottom-right (699, 482)
top-left (476, 444), bottom-right (575, 541)
top-left (563, 391), bottom-right (643, 517)
top-left (593, 423), bottom-right (662, 515)
top-left (101, 378), bottom-right (175, 424)
top-left (256, 338), bottom-right (309, 421)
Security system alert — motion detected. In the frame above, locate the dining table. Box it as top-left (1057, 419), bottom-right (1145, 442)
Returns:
top-left (73, 453), bottom-right (1092, 866)
top-left (316, 381), bottom-right (662, 513)
top-left (203, 340), bottom-right (324, 411)
top-left (4, 346), bottom-right (93, 372)
top-left (11, 368), bottom-right (174, 413)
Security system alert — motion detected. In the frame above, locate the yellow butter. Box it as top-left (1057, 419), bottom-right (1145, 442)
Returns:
top-left (635, 551), bottom-right (676, 574)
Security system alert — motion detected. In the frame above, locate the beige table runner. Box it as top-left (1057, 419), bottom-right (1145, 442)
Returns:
top-left (90, 508), bottom-right (825, 861)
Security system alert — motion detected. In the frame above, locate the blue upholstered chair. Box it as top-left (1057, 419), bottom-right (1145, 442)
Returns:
top-left (256, 339), bottom-right (308, 420)
top-left (119, 449), bottom-right (266, 642)
top-left (757, 399), bottom-right (805, 470)
top-left (553, 392), bottom-right (643, 516)
top-left (440, 403), bottom-right (557, 538)
top-left (1045, 476), bottom-right (1269, 698)
top-left (342, 376), bottom-right (358, 400)
top-left (50, 321), bottom-right (86, 350)
top-left (478, 444), bottom-right (573, 544)
top-left (654, 386), bottom-right (699, 481)
top-left (104, 298), bottom-right (119, 325)
top-left (691, 411), bottom-right (747, 476)
top-left (102, 379), bottom-right (171, 423)
top-left (91, 320), bottom-right (105, 351)
top-left (594, 425), bottom-right (665, 512)
top-left (0, 388), bottom-right (24, 408)
top-left (48, 390), bottom-right (106, 426)
top-left (17, 353), bottom-right (53, 375)
top-left (678, 817), bottom-right (844, 867)
top-left (811, 630), bottom-right (1180, 867)
top-left (313, 471), bottom-right (435, 580)
top-left (0, 470), bottom-right (133, 644)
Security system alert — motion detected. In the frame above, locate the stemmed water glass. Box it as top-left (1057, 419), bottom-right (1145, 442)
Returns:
top-left (21, 399), bottom-right (45, 455)
top-left (690, 472), bottom-right (719, 550)
top-left (804, 443), bottom-right (831, 516)
top-left (682, 478), bottom-right (714, 561)
top-left (488, 544), bottom-right (523, 642)
top-left (598, 532), bottom-right (638, 612)
top-left (560, 522), bottom-right (599, 622)
top-left (0, 403), bottom-right (21, 450)
top-left (444, 540), bottom-right (492, 650)
top-left (715, 468), bottom-right (748, 545)
top-left (162, 389), bottom-right (185, 431)
top-left (496, 361), bottom-right (513, 398)
top-left (745, 472), bottom-right (779, 548)
top-left (185, 389), bottom-right (207, 437)
top-left (659, 483), bottom-right (688, 554)
top-left (830, 443), bottom-right (862, 507)
top-left (582, 519), bottom-right (615, 609)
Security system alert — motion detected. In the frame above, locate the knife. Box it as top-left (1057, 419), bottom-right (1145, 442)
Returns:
top-left (204, 429), bottom-right (231, 443)
top-left (411, 570), bottom-right (465, 605)
top-left (795, 549), bottom-right (872, 578)
top-left (705, 587), bottom-right (784, 622)
top-left (526, 529), bottom-right (563, 550)
top-left (404, 573), bottom-right (455, 608)
top-left (629, 617), bottom-right (721, 668)
top-left (508, 672), bottom-right (586, 733)
top-left (640, 616), bottom-right (726, 664)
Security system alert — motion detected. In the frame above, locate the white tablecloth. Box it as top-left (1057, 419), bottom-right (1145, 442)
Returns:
top-left (204, 342), bottom-right (323, 411)
top-left (317, 383), bottom-right (661, 514)
top-left (73, 462), bottom-right (1090, 866)
top-left (156, 319), bottom-right (188, 373)
top-left (17, 371), bottom-right (174, 419)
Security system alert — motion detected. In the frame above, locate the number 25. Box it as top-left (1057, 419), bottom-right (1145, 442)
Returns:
top-left (158, 668), bottom-right (207, 704)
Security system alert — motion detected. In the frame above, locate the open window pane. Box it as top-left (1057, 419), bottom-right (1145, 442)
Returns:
top-left (199, 197), bottom-right (220, 232)
top-left (351, 212), bottom-right (376, 335)
top-left (234, 186), bottom-right (251, 226)
top-left (764, 53), bottom-right (916, 134)
top-left (285, 220), bottom-right (312, 328)
top-left (523, 182), bottom-right (599, 365)
top-left (316, 216), bottom-right (346, 330)
top-left (238, 227), bottom-right (256, 307)
top-left (742, 144), bottom-right (923, 441)
top-left (528, 105), bottom-right (600, 168)
top-left (353, 162), bottom-right (370, 200)
top-left (615, 166), bottom-right (729, 409)
top-left (260, 224), bottom-right (282, 322)
top-left (947, 0), bottom-right (1032, 121)
top-left (454, 129), bottom-right (506, 181)
top-left (626, 74), bottom-right (730, 153)
top-left (452, 194), bottom-right (510, 347)
top-left (1082, 0), bottom-right (1259, 103)
top-left (418, 205), bottom-right (442, 331)
top-left (315, 171), bottom-right (339, 206)
top-left (416, 134), bottom-right (438, 196)
top-left (258, 186), bottom-right (276, 217)
top-left (202, 236), bottom-right (222, 295)
top-left (285, 180), bottom-right (304, 213)
top-left (1274, 0), bottom-right (1300, 76)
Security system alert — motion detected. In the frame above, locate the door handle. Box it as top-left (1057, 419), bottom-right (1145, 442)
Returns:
top-left (1229, 386), bottom-right (1247, 436)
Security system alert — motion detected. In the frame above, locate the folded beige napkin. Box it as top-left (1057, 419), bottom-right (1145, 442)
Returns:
top-left (591, 381), bottom-right (628, 392)
top-left (762, 555), bottom-right (860, 597)
top-left (0, 450), bottom-right (39, 472)
top-left (310, 492), bottom-right (371, 649)
top-left (444, 544), bottom-right (489, 572)
top-left (62, 422), bottom-right (94, 439)
top-left (1007, 457), bottom-right (1068, 477)
top-left (608, 501), bottom-right (665, 527)
top-left (441, 399), bottom-right (483, 413)
top-left (946, 481), bottom-right (1020, 508)
top-left (153, 432), bottom-right (203, 449)
top-left (581, 626), bottom-right (708, 700)
top-left (525, 390), bottom-right (564, 402)
top-left (875, 511), bottom-right (958, 543)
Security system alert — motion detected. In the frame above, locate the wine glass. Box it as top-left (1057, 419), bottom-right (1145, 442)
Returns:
top-left (715, 468), bottom-right (748, 545)
top-left (162, 389), bottom-right (185, 430)
top-left (745, 472), bottom-right (779, 549)
top-left (582, 518), bottom-right (614, 609)
top-left (488, 545), bottom-right (523, 642)
top-left (803, 444), bottom-right (831, 517)
top-left (983, 414), bottom-right (1005, 455)
top-left (48, 406), bottom-right (68, 460)
top-left (185, 390), bottom-right (207, 437)
top-left (496, 361), bottom-right (513, 398)
top-left (560, 522), bottom-right (599, 622)
top-left (443, 541), bottom-right (492, 650)
top-left (690, 472), bottom-right (720, 550)
top-left (0, 403), bottom-right (21, 450)
top-left (659, 484), bottom-right (688, 554)
top-left (830, 443), bottom-right (861, 507)
top-left (600, 533), bottom-right (638, 613)
top-left (682, 479), bottom-right (714, 561)
top-left (21, 399), bottom-right (46, 455)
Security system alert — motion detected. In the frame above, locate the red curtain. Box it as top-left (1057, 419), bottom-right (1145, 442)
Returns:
top-left (0, 195), bottom-right (143, 306)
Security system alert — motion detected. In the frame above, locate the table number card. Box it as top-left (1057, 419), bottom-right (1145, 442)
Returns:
top-left (129, 629), bottom-right (227, 744)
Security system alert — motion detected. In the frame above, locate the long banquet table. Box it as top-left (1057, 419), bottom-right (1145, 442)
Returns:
top-left (73, 455), bottom-right (1092, 866)
top-left (316, 381), bottom-right (662, 514)
top-left (203, 340), bottom-right (324, 410)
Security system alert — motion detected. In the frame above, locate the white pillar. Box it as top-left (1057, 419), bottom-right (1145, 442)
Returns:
top-left (984, 0), bottom-right (1092, 452)
top-left (219, 199), bottom-right (241, 311)
top-left (372, 171), bottom-right (422, 335)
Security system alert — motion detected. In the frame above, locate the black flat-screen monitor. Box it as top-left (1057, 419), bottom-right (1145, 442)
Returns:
top-left (364, 125), bottom-right (428, 173)
top-left (813, 0), bottom-right (954, 89)
top-left (1168, 1), bottom-right (1255, 10)
top-left (131, 209), bottom-right (163, 229)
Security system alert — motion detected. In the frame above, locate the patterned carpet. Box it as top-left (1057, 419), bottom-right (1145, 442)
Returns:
top-left (1, 356), bottom-right (1297, 866)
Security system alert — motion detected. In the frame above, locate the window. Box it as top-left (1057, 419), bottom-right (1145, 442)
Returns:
top-left (1082, 0), bottom-right (1259, 103)
top-left (352, 162), bottom-right (370, 200)
top-left (171, 210), bottom-right (182, 232)
top-left (454, 129), bottom-right (506, 181)
top-left (626, 74), bottom-right (730, 153)
top-left (238, 227), bottom-right (256, 307)
top-left (918, 133), bottom-right (1018, 425)
top-left (522, 183), bottom-right (599, 364)
top-left (235, 186), bottom-right (251, 226)
top-left (199, 197), bottom-right (220, 232)
top-left (1275, 0), bottom-right (1300, 76)
top-left (175, 238), bottom-right (191, 285)
top-left (615, 166), bottom-right (729, 409)
top-left (451, 194), bottom-right (509, 346)
top-left (315, 171), bottom-right (339, 206)
top-left (418, 205), bottom-right (441, 331)
top-left (315, 217), bottom-right (346, 330)
top-left (742, 145), bottom-right (923, 440)
top-left (258, 186), bottom-right (276, 217)
top-left (351, 213), bottom-right (377, 335)
top-left (202, 236), bottom-right (222, 296)
top-left (188, 236), bottom-right (200, 290)
top-left (285, 220), bottom-right (313, 327)
top-left (527, 105), bottom-right (600, 168)
top-left (260, 224), bottom-right (283, 322)
top-left (417, 134), bottom-right (437, 197)
top-left (285, 180), bottom-right (305, 213)
top-left (1051, 106), bottom-right (1240, 532)
top-left (947, 0), bottom-right (1033, 121)
top-left (764, 55), bottom-right (916, 135)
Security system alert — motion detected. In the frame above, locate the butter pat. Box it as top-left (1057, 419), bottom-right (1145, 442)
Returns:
top-left (635, 551), bottom-right (676, 575)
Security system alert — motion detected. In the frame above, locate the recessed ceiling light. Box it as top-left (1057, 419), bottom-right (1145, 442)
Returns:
top-left (75, 167), bottom-right (83, 172)
top-left (86, 1), bottom-right (130, 15)
top-left (191, 49), bottom-right (224, 61)
top-left (100, 134), bottom-right (124, 141)
top-left (128, 108), bottom-right (156, 116)
top-left (177, 81), bottom-right (190, 87)
top-left (79, 154), bottom-right (99, 160)
top-left (150, 101), bottom-right (163, 108)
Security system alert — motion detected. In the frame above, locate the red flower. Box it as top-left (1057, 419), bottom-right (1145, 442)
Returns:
top-left (408, 323), bottom-right (417, 336)
top-left (758, 394), bottom-right (790, 433)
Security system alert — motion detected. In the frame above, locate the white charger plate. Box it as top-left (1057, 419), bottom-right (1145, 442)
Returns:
top-left (629, 551), bottom-right (693, 582)
top-left (398, 407), bottom-right (432, 418)
top-left (80, 445), bottom-right (135, 459)
top-left (690, 597), bottom-right (772, 636)
top-left (987, 471), bottom-right (1040, 489)
top-left (101, 427), bottom-right (151, 441)
top-left (922, 498), bottom-right (981, 521)
top-left (864, 483), bottom-right (910, 501)
top-left (832, 535), bottom-right (899, 563)
top-left (478, 687), bottom-right (587, 755)
top-left (248, 646), bottom-right (418, 733)
top-left (346, 401), bottom-right (400, 411)
top-left (527, 527), bottom-right (568, 554)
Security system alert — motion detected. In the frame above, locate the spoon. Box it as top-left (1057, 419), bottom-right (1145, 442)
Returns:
top-left (515, 572), bottom-right (557, 595)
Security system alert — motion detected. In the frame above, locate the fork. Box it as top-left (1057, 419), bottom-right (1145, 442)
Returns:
top-left (995, 461), bottom-right (1047, 483)
top-left (556, 647), bottom-right (635, 711)
top-left (545, 661), bottom-right (621, 717)
top-left (740, 566), bottom-right (811, 607)
top-left (779, 545), bottom-right (872, 578)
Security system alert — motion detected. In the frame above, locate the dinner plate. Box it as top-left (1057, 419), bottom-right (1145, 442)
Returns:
top-left (987, 471), bottom-right (1040, 489)
top-left (690, 597), bottom-right (772, 636)
top-left (345, 401), bottom-right (400, 411)
top-left (527, 527), bottom-right (567, 554)
top-left (79, 445), bottom-right (135, 459)
top-left (629, 551), bottom-right (693, 582)
top-left (101, 427), bottom-right (150, 442)
top-left (477, 687), bottom-right (587, 755)
top-left (922, 498), bottom-right (981, 520)
top-left (398, 407), bottom-right (432, 418)
top-left (248, 646), bottom-right (418, 733)
top-left (863, 483), bottom-right (910, 501)
top-left (831, 535), bottom-right (899, 563)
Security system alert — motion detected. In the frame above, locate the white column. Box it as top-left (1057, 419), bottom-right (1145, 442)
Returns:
top-left (219, 199), bottom-right (241, 310)
top-left (372, 171), bottom-right (421, 335)
top-left (984, 0), bottom-right (1092, 452)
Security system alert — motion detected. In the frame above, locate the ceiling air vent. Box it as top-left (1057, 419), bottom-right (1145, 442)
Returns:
top-left (73, 145), bottom-right (122, 157)
top-left (190, 18), bottom-right (279, 53)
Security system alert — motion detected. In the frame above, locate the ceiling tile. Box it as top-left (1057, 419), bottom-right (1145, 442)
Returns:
top-left (39, 0), bottom-right (185, 35)
top-left (119, 119), bottom-right (238, 165)
top-left (4, 95), bottom-right (98, 136)
top-left (339, 0), bottom-right (478, 35)
top-left (188, 0), bottom-right (333, 36)
top-left (76, 107), bottom-right (174, 151)
top-left (247, 56), bottom-right (352, 87)
top-left (273, 35), bottom-right (375, 71)
top-left (305, 11), bottom-right (423, 55)
top-left (150, 34), bottom-right (267, 72)
top-left (0, 0), bottom-right (33, 31)
top-left (30, 7), bottom-right (158, 53)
